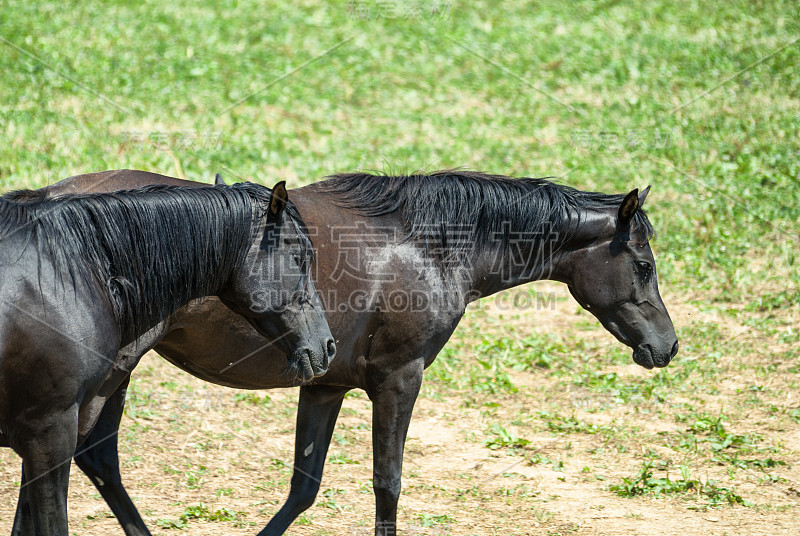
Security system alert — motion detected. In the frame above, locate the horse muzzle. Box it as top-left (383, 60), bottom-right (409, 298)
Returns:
top-left (633, 340), bottom-right (679, 369)
top-left (291, 338), bottom-right (336, 382)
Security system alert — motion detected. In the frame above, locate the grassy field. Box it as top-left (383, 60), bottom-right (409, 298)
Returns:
top-left (1, 1), bottom-right (799, 534)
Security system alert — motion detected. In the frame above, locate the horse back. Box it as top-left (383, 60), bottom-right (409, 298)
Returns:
top-left (44, 169), bottom-right (206, 198)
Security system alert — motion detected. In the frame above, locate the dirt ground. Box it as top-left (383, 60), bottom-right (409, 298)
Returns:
top-left (1, 283), bottom-right (798, 535)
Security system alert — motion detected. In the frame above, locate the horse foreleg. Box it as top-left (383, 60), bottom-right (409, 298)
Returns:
top-left (259, 385), bottom-right (347, 536)
top-left (73, 376), bottom-right (152, 536)
top-left (367, 358), bottom-right (425, 536)
top-left (14, 411), bottom-right (78, 536)
top-left (11, 466), bottom-right (34, 536)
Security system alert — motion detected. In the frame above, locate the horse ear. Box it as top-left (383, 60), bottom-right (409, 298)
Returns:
top-left (638, 185), bottom-right (651, 208)
top-left (618, 188), bottom-right (640, 226)
top-left (214, 173), bottom-right (227, 186)
top-left (269, 181), bottom-right (289, 217)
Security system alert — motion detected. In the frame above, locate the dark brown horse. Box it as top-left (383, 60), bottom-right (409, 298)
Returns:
top-left (15, 169), bottom-right (678, 536)
top-left (0, 180), bottom-right (334, 536)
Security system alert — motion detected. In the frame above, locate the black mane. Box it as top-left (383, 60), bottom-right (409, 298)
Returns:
top-left (318, 170), bottom-right (654, 259)
top-left (0, 183), bottom-right (308, 341)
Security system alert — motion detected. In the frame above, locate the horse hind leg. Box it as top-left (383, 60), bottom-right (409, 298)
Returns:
top-left (73, 377), bottom-right (152, 536)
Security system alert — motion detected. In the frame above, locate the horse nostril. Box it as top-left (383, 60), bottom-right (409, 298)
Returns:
top-left (670, 340), bottom-right (679, 358)
top-left (327, 339), bottom-right (336, 361)
top-left (301, 348), bottom-right (315, 380)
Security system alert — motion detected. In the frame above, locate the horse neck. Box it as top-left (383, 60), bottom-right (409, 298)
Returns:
top-left (151, 221), bottom-right (246, 300)
top-left (131, 200), bottom-right (254, 306)
top-left (463, 207), bottom-right (614, 299)
top-left (79, 191), bottom-right (257, 342)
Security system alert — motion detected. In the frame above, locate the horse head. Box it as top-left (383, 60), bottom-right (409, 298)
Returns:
top-left (217, 181), bottom-right (336, 381)
top-left (561, 187), bottom-right (678, 369)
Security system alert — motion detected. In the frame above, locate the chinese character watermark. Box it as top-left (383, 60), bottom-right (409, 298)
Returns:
top-left (118, 130), bottom-right (223, 152)
top-left (570, 129), bottom-right (673, 152)
top-left (347, 0), bottom-right (451, 20)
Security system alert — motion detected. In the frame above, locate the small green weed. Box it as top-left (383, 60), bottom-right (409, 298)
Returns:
top-left (155, 503), bottom-right (247, 529)
top-left (538, 411), bottom-right (607, 435)
top-left (329, 452), bottom-right (360, 464)
top-left (483, 423), bottom-right (531, 451)
top-left (233, 392), bottom-right (272, 407)
top-left (528, 453), bottom-right (566, 473)
top-left (184, 466), bottom-right (208, 490)
top-left (317, 488), bottom-right (348, 513)
top-left (417, 513), bottom-right (455, 527)
top-left (610, 461), bottom-right (752, 509)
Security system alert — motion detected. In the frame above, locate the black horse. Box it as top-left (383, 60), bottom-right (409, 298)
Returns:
top-left (17, 169), bottom-right (678, 536)
top-left (0, 181), bottom-right (334, 535)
